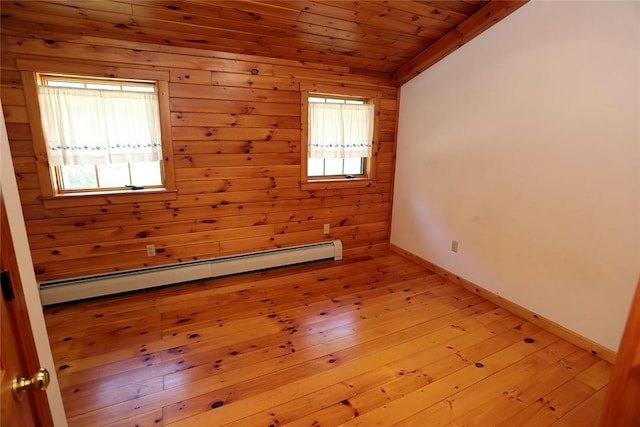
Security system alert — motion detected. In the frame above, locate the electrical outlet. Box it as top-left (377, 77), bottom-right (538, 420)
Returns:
top-left (323, 224), bottom-right (330, 234)
top-left (146, 244), bottom-right (156, 257)
top-left (451, 240), bottom-right (459, 253)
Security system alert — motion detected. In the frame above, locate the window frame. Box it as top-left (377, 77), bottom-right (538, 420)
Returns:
top-left (300, 82), bottom-right (380, 191)
top-left (18, 59), bottom-right (176, 207)
top-left (307, 95), bottom-right (368, 178)
top-left (38, 73), bottom-right (165, 194)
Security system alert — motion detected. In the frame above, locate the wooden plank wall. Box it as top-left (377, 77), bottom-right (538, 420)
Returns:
top-left (0, 34), bottom-right (398, 282)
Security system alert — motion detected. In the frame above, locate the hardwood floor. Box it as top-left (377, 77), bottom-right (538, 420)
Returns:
top-left (43, 251), bottom-right (611, 426)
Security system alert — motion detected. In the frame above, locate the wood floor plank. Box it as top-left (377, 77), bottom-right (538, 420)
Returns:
top-left (55, 262), bottom-right (431, 385)
top-left (442, 348), bottom-right (600, 426)
top-left (160, 297), bottom-right (490, 424)
top-left (549, 386), bottom-right (608, 427)
top-left (103, 409), bottom-right (163, 427)
top-left (282, 314), bottom-right (522, 426)
top-left (401, 349), bottom-right (566, 426)
top-left (575, 359), bottom-right (612, 391)
top-left (42, 251), bottom-right (610, 426)
top-left (498, 377), bottom-right (599, 427)
top-left (61, 278), bottom-right (460, 416)
top-left (227, 308), bottom-right (516, 426)
top-left (337, 330), bottom-right (561, 426)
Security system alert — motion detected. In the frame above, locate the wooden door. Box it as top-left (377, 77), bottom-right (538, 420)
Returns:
top-left (599, 278), bottom-right (640, 426)
top-left (1, 195), bottom-right (54, 425)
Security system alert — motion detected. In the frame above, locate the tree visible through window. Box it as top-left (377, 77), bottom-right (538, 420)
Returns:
top-left (36, 74), bottom-right (164, 193)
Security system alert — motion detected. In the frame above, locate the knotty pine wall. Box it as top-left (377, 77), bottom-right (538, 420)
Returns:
top-left (0, 34), bottom-right (398, 282)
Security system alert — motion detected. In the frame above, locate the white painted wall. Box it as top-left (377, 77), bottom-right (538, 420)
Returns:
top-left (391, 1), bottom-right (640, 352)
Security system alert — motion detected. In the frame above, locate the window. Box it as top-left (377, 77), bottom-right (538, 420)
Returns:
top-left (301, 84), bottom-right (379, 189)
top-left (307, 96), bottom-right (371, 177)
top-left (36, 74), bottom-right (164, 193)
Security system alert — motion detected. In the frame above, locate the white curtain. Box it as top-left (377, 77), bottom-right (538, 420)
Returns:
top-left (308, 103), bottom-right (374, 159)
top-left (37, 86), bottom-right (162, 166)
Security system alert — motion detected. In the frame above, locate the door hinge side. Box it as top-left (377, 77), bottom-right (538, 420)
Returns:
top-left (1, 270), bottom-right (15, 301)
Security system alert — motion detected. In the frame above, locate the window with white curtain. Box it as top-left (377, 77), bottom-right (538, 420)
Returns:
top-left (307, 96), bottom-right (374, 178)
top-left (36, 74), bottom-right (164, 192)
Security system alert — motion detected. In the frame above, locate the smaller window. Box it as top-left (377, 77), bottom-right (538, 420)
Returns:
top-left (307, 96), bottom-right (369, 178)
top-left (300, 85), bottom-right (380, 190)
top-left (36, 73), bottom-right (165, 194)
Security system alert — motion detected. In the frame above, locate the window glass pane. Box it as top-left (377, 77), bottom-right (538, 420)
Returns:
top-left (122, 85), bottom-right (155, 93)
top-left (59, 165), bottom-right (97, 189)
top-left (324, 158), bottom-right (344, 175)
top-left (308, 158), bottom-right (325, 177)
top-left (130, 161), bottom-right (163, 186)
top-left (85, 83), bottom-right (121, 91)
top-left (97, 163), bottom-right (130, 188)
top-left (344, 157), bottom-right (364, 175)
top-left (309, 97), bottom-right (326, 103)
top-left (46, 80), bottom-right (84, 88)
top-left (326, 98), bottom-right (345, 104)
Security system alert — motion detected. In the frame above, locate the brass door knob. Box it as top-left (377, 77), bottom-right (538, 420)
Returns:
top-left (11, 368), bottom-right (50, 401)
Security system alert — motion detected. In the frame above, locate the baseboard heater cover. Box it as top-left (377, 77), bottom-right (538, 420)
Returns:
top-left (39, 240), bottom-right (343, 305)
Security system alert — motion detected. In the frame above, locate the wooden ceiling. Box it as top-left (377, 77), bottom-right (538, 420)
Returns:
top-left (0, 1), bottom-right (527, 85)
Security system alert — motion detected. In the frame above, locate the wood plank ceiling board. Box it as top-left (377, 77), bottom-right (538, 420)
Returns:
top-left (0, 0), bottom-right (529, 85)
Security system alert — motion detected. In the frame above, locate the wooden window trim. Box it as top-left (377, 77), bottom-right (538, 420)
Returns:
top-left (18, 60), bottom-right (175, 206)
top-left (41, 189), bottom-right (178, 209)
top-left (300, 82), bottom-right (380, 191)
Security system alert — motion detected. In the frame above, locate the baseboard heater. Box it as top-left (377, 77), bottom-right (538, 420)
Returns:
top-left (39, 239), bottom-right (343, 306)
